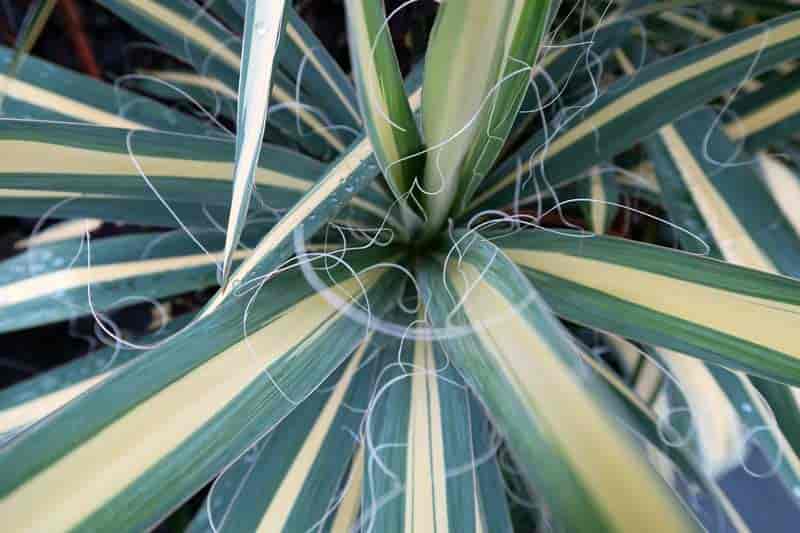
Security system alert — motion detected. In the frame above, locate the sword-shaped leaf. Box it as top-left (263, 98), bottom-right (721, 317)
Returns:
top-left (421, 235), bottom-right (699, 532)
top-left (0, 47), bottom-right (209, 133)
top-left (643, 105), bottom-right (800, 499)
top-left (727, 69), bottom-right (800, 151)
top-left (344, 0), bottom-right (424, 218)
top-left (186, 333), bottom-right (389, 533)
top-left (501, 231), bottom-right (800, 386)
top-left (0, 248), bottom-right (401, 531)
top-left (470, 12), bottom-right (800, 213)
top-left (220, 0), bottom-right (288, 284)
top-left (359, 313), bottom-right (513, 533)
top-left (204, 85), bottom-right (424, 314)
top-left (0, 313), bottom-right (195, 439)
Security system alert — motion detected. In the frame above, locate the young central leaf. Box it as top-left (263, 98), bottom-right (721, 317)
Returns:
top-left (345, 0), bottom-right (425, 230)
top-left (421, 0), bottom-right (553, 235)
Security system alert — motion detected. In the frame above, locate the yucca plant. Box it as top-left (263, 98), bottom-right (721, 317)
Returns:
top-left (2, 0), bottom-right (800, 530)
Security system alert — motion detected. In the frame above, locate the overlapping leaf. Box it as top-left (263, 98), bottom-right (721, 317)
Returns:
top-left (470, 12), bottom-right (800, 213)
top-left (0, 248), bottom-right (401, 531)
top-left (501, 231), bottom-right (800, 385)
top-left (421, 234), bottom-right (700, 532)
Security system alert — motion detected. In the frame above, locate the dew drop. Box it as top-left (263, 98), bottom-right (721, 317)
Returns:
top-left (254, 22), bottom-right (267, 36)
top-left (741, 402), bottom-right (753, 414)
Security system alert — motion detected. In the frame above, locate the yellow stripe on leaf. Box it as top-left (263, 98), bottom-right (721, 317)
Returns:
top-left (726, 87), bottom-right (800, 141)
top-left (121, 0), bottom-right (240, 70)
top-left (472, 16), bottom-right (800, 208)
top-left (657, 125), bottom-right (774, 271)
top-left (0, 271), bottom-right (380, 532)
top-left (758, 155), bottom-right (800, 237)
top-left (449, 261), bottom-right (694, 532)
top-left (0, 249), bottom-right (249, 307)
top-left (0, 75), bottom-right (146, 129)
top-left (404, 334), bottom-right (449, 533)
top-left (0, 140), bottom-right (310, 190)
top-left (255, 337), bottom-right (371, 532)
top-left (505, 249), bottom-right (800, 359)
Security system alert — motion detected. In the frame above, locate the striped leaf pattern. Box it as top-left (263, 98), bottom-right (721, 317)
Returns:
top-left (0, 313), bottom-right (195, 438)
top-left (643, 102), bottom-right (800, 497)
top-left (471, 12), bottom-right (800, 212)
top-left (94, 0), bottom-right (353, 158)
top-left (421, 0), bottom-right (553, 231)
top-left (0, 250), bottom-right (401, 531)
top-left (580, 336), bottom-right (749, 531)
top-left (6, 1), bottom-right (800, 530)
top-left (0, 230), bottom-right (238, 333)
top-left (344, 0), bottom-right (424, 212)
top-left (421, 234), bottom-right (699, 532)
top-left (187, 334), bottom-right (388, 533)
top-left (501, 231), bottom-right (800, 385)
top-left (360, 314), bottom-right (514, 533)
top-left (221, 0), bottom-right (289, 284)
top-left (0, 47), bottom-right (209, 133)
top-left (727, 69), bottom-right (800, 151)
